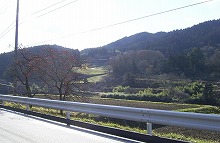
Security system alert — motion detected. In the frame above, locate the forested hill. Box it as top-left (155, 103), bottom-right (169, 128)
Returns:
top-left (0, 45), bottom-right (79, 79)
top-left (81, 19), bottom-right (220, 58)
top-left (1, 19), bottom-right (220, 78)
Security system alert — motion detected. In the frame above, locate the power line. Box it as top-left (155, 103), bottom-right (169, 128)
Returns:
top-left (0, 1), bottom-right (15, 39)
top-left (32, 0), bottom-right (68, 15)
top-left (35, 0), bottom-right (79, 18)
top-left (20, 0), bottom-right (79, 23)
top-left (0, 1), bottom-right (14, 39)
top-left (18, 0), bottom-right (79, 26)
top-left (105, 0), bottom-right (214, 28)
top-left (0, 0), bottom-right (16, 40)
top-left (0, 7), bottom-right (7, 16)
top-left (0, 0), bottom-right (79, 41)
top-left (26, 0), bottom-right (214, 47)
top-left (0, 0), bottom-right (9, 16)
top-left (0, 21), bottom-right (15, 39)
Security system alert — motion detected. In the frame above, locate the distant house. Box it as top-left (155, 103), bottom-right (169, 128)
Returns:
top-left (0, 79), bottom-right (13, 94)
top-left (0, 80), bottom-right (28, 95)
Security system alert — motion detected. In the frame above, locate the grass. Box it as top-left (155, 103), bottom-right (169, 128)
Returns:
top-left (70, 114), bottom-right (219, 143)
top-left (85, 97), bottom-right (201, 110)
top-left (177, 105), bottom-right (220, 114)
top-left (78, 66), bottom-right (107, 75)
top-left (156, 132), bottom-right (218, 143)
top-left (87, 74), bottom-right (107, 83)
top-left (77, 66), bottom-right (108, 83)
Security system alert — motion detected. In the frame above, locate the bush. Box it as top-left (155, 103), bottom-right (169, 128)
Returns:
top-left (113, 85), bottom-right (129, 93)
top-left (138, 88), bottom-right (154, 96)
top-left (102, 81), bottom-right (220, 105)
top-left (102, 88), bottom-right (173, 103)
top-left (180, 82), bottom-right (219, 105)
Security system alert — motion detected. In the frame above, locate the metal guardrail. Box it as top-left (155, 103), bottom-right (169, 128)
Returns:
top-left (0, 94), bottom-right (220, 135)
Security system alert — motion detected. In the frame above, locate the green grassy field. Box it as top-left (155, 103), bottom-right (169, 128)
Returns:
top-left (78, 66), bottom-right (108, 82)
top-left (78, 66), bottom-right (107, 75)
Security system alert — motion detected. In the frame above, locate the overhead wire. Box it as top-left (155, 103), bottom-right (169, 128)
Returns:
top-left (32, 0), bottom-right (68, 15)
top-left (26, 0), bottom-right (214, 47)
top-left (19, 0), bottom-right (79, 25)
top-left (0, 0), bottom-right (79, 41)
top-left (0, 0), bottom-right (8, 15)
top-left (0, 7), bottom-right (7, 16)
top-left (0, 21), bottom-right (15, 39)
top-left (0, 0), bottom-right (14, 39)
top-left (35, 0), bottom-right (79, 18)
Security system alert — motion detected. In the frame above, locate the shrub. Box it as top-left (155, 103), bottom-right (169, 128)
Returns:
top-left (138, 88), bottom-right (154, 96)
top-left (113, 85), bottom-right (129, 93)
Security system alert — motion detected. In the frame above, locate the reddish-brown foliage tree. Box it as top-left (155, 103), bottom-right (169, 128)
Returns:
top-left (6, 47), bottom-right (41, 97)
top-left (36, 47), bottom-right (82, 102)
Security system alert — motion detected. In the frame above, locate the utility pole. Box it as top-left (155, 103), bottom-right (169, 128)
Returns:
top-left (14, 0), bottom-right (19, 96)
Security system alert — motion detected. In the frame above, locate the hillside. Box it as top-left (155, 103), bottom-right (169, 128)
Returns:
top-left (0, 45), bottom-right (80, 79)
top-left (81, 19), bottom-right (220, 60)
top-left (1, 19), bottom-right (220, 79)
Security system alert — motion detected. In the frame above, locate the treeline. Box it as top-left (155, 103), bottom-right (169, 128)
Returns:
top-left (164, 46), bottom-right (220, 78)
top-left (110, 46), bottom-right (220, 80)
top-left (0, 52), bottom-right (13, 80)
top-left (110, 50), bottom-right (165, 76)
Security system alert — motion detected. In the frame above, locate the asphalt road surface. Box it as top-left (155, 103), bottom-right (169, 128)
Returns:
top-left (0, 108), bottom-right (142, 143)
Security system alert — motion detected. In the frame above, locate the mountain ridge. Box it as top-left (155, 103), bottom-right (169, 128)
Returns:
top-left (0, 19), bottom-right (220, 78)
top-left (81, 19), bottom-right (220, 58)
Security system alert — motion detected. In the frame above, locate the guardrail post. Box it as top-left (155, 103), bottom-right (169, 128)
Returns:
top-left (66, 111), bottom-right (70, 126)
top-left (2, 101), bottom-right (5, 106)
top-left (147, 122), bottom-right (152, 136)
top-left (26, 104), bottom-right (29, 111)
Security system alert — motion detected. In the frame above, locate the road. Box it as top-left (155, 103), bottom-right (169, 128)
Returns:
top-left (0, 108), bottom-right (141, 143)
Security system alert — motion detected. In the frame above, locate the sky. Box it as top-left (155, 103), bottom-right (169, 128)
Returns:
top-left (0, 0), bottom-right (219, 53)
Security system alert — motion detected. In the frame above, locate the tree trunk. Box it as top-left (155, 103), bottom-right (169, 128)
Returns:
top-left (59, 94), bottom-right (63, 115)
top-left (25, 80), bottom-right (32, 108)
